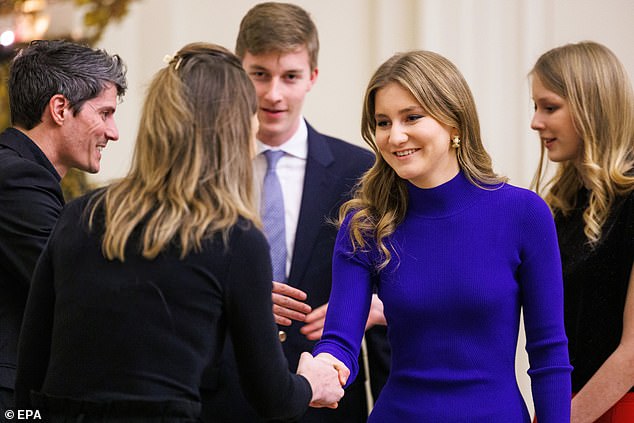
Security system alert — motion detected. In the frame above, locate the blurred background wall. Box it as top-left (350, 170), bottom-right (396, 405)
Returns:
top-left (92, 0), bottom-right (634, 190)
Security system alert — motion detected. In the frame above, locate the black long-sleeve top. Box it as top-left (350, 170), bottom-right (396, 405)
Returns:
top-left (15, 193), bottom-right (311, 420)
top-left (557, 188), bottom-right (634, 392)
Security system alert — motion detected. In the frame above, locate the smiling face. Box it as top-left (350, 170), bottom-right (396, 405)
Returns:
top-left (374, 82), bottom-right (459, 188)
top-left (242, 47), bottom-right (318, 147)
top-left (59, 84), bottom-right (120, 174)
top-left (531, 74), bottom-right (582, 163)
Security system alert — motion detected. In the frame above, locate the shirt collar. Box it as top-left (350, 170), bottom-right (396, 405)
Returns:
top-left (257, 117), bottom-right (308, 159)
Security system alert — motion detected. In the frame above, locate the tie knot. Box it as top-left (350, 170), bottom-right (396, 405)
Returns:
top-left (264, 150), bottom-right (285, 171)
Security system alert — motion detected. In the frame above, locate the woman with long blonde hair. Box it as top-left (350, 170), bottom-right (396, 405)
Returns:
top-left (15, 42), bottom-right (344, 422)
top-left (313, 49), bottom-right (572, 422)
top-left (530, 40), bottom-right (634, 423)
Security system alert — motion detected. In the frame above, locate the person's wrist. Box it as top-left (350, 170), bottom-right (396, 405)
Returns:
top-left (298, 373), bottom-right (318, 403)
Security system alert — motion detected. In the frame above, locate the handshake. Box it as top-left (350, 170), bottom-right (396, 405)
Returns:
top-left (296, 352), bottom-right (350, 409)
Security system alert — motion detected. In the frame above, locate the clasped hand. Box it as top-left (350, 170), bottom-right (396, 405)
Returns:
top-left (296, 352), bottom-right (350, 408)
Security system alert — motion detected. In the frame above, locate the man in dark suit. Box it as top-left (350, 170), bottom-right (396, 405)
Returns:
top-left (200, 3), bottom-right (389, 422)
top-left (0, 40), bottom-right (127, 414)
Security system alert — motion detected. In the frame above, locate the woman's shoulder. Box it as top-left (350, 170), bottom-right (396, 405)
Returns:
top-left (226, 217), bottom-right (268, 248)
top-left (55, 188), bottom-right (102, 219)
top-left (196, 216), bottom-right (266, 249)
top-left (483, 182), bottom-right (553, 225)
top-left (487, 181), bottom-right (549, 208)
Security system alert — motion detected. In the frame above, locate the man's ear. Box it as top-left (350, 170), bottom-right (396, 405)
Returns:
top-left (48, 94), bottom-right (69, 126)
top-left (306, 67), bottom-right (319, 92)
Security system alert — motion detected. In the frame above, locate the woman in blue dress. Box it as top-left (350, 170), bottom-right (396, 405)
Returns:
top-left (313, 50), bottom-right (572, 422)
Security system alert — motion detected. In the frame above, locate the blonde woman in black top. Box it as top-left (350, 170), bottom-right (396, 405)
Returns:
top-left (530, 41), bottom-right (634, 423)
top-left (14, 42), bottom-right (344, 422)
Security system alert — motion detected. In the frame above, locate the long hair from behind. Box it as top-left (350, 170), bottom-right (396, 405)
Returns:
top-left (530, 41), bottom-right (634, 245)
top-left (89, 42), bottom-right (258, 261)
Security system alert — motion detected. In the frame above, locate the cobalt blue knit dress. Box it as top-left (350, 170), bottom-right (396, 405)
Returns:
top-left (314, 171), bottom-right (572, 422)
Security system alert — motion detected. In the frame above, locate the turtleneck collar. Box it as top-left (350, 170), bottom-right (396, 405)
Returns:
top-left (406, 171), bottom-right (486, 218)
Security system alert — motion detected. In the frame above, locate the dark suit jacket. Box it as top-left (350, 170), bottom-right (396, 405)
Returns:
top-left (0, 128), bottom-right (64, 393)
top-left (200, 122), bottom-right (390, 422)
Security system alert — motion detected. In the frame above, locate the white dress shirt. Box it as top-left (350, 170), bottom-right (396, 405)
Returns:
top-left (255, 118), bottom-right (308, 279)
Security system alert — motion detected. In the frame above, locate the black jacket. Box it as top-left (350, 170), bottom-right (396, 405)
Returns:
top-left (0, 128), bottom-right (63, 392)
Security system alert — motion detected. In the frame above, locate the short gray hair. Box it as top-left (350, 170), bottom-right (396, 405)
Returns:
top-left (9, 39), bottom-right (127, 129)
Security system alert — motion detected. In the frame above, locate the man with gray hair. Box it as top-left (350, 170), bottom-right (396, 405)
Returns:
top-left (0, 39), bottom-right (127, 413)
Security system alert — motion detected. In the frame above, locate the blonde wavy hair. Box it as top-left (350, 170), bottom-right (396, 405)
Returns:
top-left (341, 50), bottom-right (506, 269)
top-left (530, 41), bottom-right (634, 246)
top-left (88, 42), bottom-right (259, 261)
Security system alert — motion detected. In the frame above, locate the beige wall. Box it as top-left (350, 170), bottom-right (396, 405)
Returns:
top-left (93, 0), bottom-right (634, 188)
top-left (93, 0), bottom-right (634, 415)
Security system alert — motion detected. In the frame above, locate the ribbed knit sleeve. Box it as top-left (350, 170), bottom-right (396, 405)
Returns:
top-left (313, 213), bottom-right (374, 386)
top-left (517, 191), bottom-right (572, 422)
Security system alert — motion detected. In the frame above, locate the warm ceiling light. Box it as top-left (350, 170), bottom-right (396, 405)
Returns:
top-left (12, 0), bottom-right (50, 42)
top-left (0, 30), bottom-right (15, 46)
top-left (20, 0), bottom-right (48, 15)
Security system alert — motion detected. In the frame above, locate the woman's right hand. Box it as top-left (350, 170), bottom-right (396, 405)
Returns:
top-left (314, 352), bottom-right (350, 386)
top-left (296, 352), bottom-right (346, 408)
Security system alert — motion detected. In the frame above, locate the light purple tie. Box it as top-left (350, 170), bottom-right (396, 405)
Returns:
top-left (261, 150), bottom-right (287, 282)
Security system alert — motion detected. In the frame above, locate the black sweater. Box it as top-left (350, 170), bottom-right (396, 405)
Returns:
top-left (15, 193), bottom-right (311, 420)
